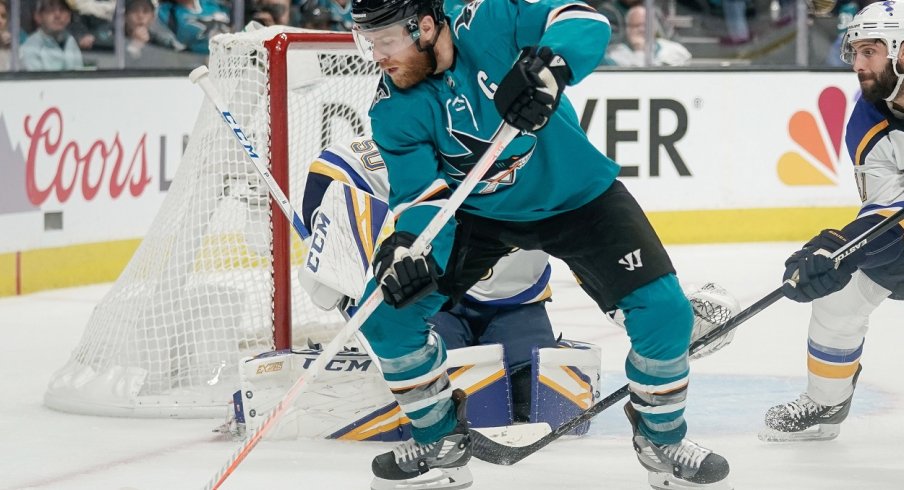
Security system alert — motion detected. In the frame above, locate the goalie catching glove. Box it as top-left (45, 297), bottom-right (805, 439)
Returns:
top-left (494, 46), bottom-right (571, 132)
top-left (607, 283), bottom-right (740, 360)
top-left (781, 229), bottom-right (856, 303)
top-left (373, 231), bottom-right (439, 308)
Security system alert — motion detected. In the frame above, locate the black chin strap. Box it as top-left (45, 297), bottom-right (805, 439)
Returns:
top-left (415, 18), bottom-right (445, 74)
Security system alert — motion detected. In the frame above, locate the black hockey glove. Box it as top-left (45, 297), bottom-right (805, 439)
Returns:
top-left (373, 231), bottom-right (439, 308)
top-left (494, 46), bottom-right (572, 132)
top-left (781, 229), bottom-right (857, 303)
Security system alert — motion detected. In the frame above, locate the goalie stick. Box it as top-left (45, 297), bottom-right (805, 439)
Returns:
top-left (189, 66), bottom-right (312, 240)
top-left (191, 64), bottom-right (520, 490)
top-left (470, 207), bottom-right (904, 466)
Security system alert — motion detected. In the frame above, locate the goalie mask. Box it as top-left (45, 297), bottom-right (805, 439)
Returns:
top-left (351, 0), bottom-right (445, 61)
top-left (841, 0), bottom-right (904, 101)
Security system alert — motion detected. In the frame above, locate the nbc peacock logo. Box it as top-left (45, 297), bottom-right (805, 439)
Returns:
top-left (776, 87), bottom-right (847, 186)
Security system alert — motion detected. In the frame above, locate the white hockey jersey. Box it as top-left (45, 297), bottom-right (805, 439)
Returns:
top-left (845, 98), bottom-right (904, 218)
top-left (302, 137), bottom-right (552, 306)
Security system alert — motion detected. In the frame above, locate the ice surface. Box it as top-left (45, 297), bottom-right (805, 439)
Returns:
top-left (1, 243), bottom-right (900, 489)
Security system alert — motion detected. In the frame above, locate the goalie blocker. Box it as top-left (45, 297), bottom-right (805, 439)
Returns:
top-left (299, 180), bottom-right (393, 311)
top-left (229, 340), bottom-right (601, 441)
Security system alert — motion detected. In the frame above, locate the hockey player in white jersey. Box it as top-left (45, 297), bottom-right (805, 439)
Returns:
top-left (761, 1), bottom-right (904, 443)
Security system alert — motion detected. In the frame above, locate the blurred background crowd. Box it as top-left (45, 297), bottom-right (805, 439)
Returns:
top-left (0, 0), bottom-right (873, 71)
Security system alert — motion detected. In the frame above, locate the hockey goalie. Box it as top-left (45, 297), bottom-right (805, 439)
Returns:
top-left (230, 136), bottom-right (602, 442)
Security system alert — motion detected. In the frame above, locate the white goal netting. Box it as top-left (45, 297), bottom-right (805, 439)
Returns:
top-left (44, 26), bottom-right (380, 418)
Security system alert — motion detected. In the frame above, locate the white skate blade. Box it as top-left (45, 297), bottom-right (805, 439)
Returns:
top-left (648, 471), bottom-right (733, 490)
top-left (472, 423), bottom-right (551, 447)
top-left (758, 423), bottom-right (841, 443)
top-left (370, 466), bottom-right (473, 490)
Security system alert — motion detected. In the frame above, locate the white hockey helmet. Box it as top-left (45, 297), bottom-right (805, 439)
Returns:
top-left (841, 1), bottom-right (904, 65)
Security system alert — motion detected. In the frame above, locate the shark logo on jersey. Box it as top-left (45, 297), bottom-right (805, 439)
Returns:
top-left (454, 0), bottom-right (485, 36)
top-left (439, 127), bottom-right (537, 194)
top-left (371, 78), bottom-right (391, 110)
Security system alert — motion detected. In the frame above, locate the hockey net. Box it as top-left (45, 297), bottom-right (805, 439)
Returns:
top-left (44, 26), bottom-right (380, 418)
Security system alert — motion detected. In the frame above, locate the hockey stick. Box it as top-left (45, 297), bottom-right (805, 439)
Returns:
top-left (189, 66), bottom-right (311, 240)
top-left (470, 207), bottom-right (904, 465)
top-left (192, 64), bottom-right (520, 489)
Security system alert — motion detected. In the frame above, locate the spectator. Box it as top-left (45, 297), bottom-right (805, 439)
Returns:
top-left (68, 0), bottom-right (113, 50)
top-left (127, 0), bottom-right (157, 53)
top-left (721, 0), bottom-right (752, 45)
top-left (299, 0), bottom-right (332, 29)
top-left (20, 0), bottom-right (84, 71)
top-left (123, 0), bottom-right (186, 66)
top-left (157, 0), bottom-right (230, 54)
top-left (607, 5), bottom-right (691, 66)
top-left (67, 0), bottom-right (184, 55)
top-left (773, 0), bottom-right (796, 27)
top-left (315, 0), bottom-right (352, 31)
top-left (613, 0), bottom-right (641, 15)
top-left (251, 0), bottom-right (293, 26)
top-left (826, 1), bottom-right (870, 66)
top-left (0, 0), bottom-right (10, 70)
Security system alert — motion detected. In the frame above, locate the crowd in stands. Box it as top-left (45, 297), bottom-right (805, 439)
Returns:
top-left (604, 1), bottom-right (692, 66)
top-left (1, 0), bottom-right (11, 69)
top-left (0, 0), bottom-right (883, 71)
top-left (0, 0), bottom-right (354, 70)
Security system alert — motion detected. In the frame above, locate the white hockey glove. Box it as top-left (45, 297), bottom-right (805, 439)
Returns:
top-left (606, 282), bottom-right (740, 360)
top-left (686, 283), bottom-right (740, 360)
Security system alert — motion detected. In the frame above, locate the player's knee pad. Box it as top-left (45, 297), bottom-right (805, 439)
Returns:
top-left (811, 271), bottom-right (889, 340)
top-left (361, 289), bottom-right (448, 357)
top-left (619, 274), bottom-right (693, 359)
top-left (530, 339), bottom-right (602, 436)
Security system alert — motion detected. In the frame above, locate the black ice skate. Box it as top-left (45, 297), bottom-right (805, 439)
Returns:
top-left (759, 364), bottom-right (862, 442)
top-left (625, 403), bottom-right (732, 490)
top-left (370, 389), bottom-right (472, 490)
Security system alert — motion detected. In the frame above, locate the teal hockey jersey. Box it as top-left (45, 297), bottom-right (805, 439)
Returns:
top-left (369, 0), bottom-right (615, 270)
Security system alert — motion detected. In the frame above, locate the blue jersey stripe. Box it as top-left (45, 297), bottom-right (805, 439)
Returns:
top-left (859, 201), bottom-right (904, 216)
top-left (464, 264), bottom-right (552, 306)
top-left (808, 338), bottom-right (863, 364)
top-left (319, 150), bottom-right (375, 195)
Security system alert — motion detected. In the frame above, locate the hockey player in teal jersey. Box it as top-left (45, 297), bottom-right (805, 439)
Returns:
top-left (349, 0), bottom-right (730, 488)
top-left (300, 137), bottom-right (741, 429)
top-left (762, 1), bottom-right (904, 444)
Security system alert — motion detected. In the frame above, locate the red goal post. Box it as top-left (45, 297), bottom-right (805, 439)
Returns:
top-left (44, 26), bottom-right (381, 418)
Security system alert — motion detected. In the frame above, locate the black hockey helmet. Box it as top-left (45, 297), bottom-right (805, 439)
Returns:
top-left (351, 0), bottom-right (445, 30)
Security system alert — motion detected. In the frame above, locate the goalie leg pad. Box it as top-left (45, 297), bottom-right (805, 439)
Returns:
top-left (446, 344), bottom-right (513, 428)
top-left (530, 339), bottom-right (602, 435)
top-left (235, 339), bottom-right (514, 442)
top-left (238, 348), bottom-right (404, 441)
